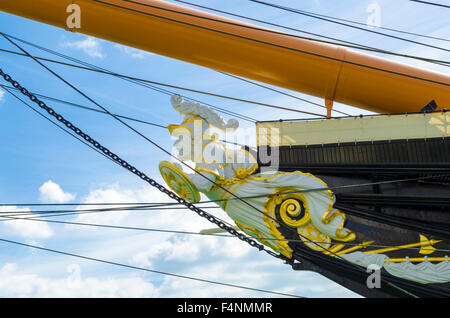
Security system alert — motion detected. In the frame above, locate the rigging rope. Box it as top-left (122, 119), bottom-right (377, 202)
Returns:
top-left (2, 33), bottom-right (448, 120)
top-left (3, 169), bottom-right (450, 211)
top-left (0, 2), bottom-right (446, 298)
top-left (0, 68), bottom-right (428, 296)
top-left (1, 84), bottom-right (168, 128)
top-left (0, 35), bottom-right (256, 123)
top-left (0, 32), bottom-right (437, 296)
top-left (2, 56), bottom-right (408, 296)
top-left (409, 0), bottom-right (450, 9)
top-left (116, 0), bottom-right (450, 66)
top-left (249, 0), bottom-right (450, 54)
top-left (89, 0), bottom-right (450, 87)
top-left (0, 205), bottom-right (217, 218)
top-left (0, 33), bottom-right (328, 119)
top-left (2, 33), bottom-right (341, 253)
top-left (3, 81), bottom-right (448, 225)
top-left (1, 45), bottom-right (348, 118)
top-left (0, 66), bottom-right (287, 262)
top-left (217, 72), bottom-right (350, 116)
top-left (4, 86), bottom-right (252, 150)
top-left (0, 238), bottom-right (304, 298)
top-left (0, 34), bottom-right (305, 234)
top-left (0, 210), bottom-right (448, 254)
top-left (3, 82), bottom-right (449, 235)
top-left (17, 32), bottom-right (344, 117)
top-left (6, 31), bottom-right (346, 120)
top-left (0, 46), bottom-right (322, 117)
top-left (0, 75), bottom-right (427, 299)
top-left (174, 0), bottom-right (450, 63)
top-left (2, 87), bottom-right (120, 165)
top-left (242, 1), bottom-right (449, 43)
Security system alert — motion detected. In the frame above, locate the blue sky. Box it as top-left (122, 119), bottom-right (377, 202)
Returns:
top-left (0, 0), bottom-right (449, 297)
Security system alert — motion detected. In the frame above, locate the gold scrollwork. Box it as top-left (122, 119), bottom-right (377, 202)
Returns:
top-left (235, 221), bottom-right (292, 258)
top-left (263, 188), bottom-right (315, 258)
top-left (322, 209), bottom-right (356, 242)
top-left (263, 187), bottom-right (360, 257)
top-left (298, 224), bottom-right (332, 252)
top-left (159, 161), bottom-right (201, 203)
top-left (279, 196), bottom-right (310, 228)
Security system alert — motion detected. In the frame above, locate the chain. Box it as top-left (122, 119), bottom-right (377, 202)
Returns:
top-left (0, 68), bottom-right (288, 262)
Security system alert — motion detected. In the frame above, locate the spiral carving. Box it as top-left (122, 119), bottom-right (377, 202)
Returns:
top-left (279, 198), bottom-right (310, 227)
top-left (263, 189), bottom-right (314, 258)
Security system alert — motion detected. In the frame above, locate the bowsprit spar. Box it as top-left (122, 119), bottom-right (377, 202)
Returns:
top-left (1, 0), bottom-right (450, 298)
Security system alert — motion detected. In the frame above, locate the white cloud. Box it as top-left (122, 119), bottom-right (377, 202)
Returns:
top-left (69, 183), bottom-right (212, 229)
top-left (0, 263), bottom-right (156, 297)
top-left (0, 206), bottom-right (53, 238)
top-left (0, 88), bottom-right (4, 102)
top-left (63, 183), bottom-right (358, 297)
top-left (132, 236), bottom-right (214, 265)
top-left (0, 254), bottom-right (357, 298)
top-left (131, 234), bottom-right (251, 268)
top-left (72, 184), bottom-right (167, 224)
top-left (39, 180), bottom-right (76, 203)
top-left (0, 182), bottom-right (358, 297)
top-left (114, 44), bottom-right (151, 59)
top-left (146, 259), bottom-right (358, 298)
top-left (62, 37), bottom-right (104, 58)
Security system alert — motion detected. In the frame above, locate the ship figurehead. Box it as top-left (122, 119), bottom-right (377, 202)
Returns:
top-left (160, 95), bottom-right (450, 287)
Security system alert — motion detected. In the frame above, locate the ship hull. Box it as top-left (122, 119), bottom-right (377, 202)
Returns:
top-left (256, 112), bottom-right (450, 297)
